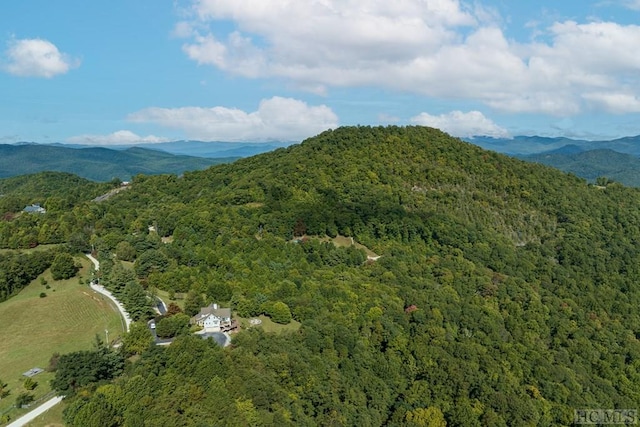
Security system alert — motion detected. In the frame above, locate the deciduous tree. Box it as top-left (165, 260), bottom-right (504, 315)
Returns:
top-left (50, 253), bottom-right (78, 280)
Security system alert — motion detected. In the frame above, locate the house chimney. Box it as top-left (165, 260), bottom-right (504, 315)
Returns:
top-left (213, 303), bottom-right (218, 310)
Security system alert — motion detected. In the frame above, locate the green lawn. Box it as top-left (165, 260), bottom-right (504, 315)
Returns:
top-left (235, 314), bottom-right (301, 334)
top-left (153, 288), bottom-right (185, 310)
top-left (0, 244), bottom-right (62, 255)
top-left (24, 401), bottom-right (65, 427)
top-left (0, 257), bottom-right (124, 422)
top-left (318, 234), bottom-right (380, 258)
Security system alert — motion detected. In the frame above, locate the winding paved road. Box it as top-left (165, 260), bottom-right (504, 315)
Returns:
top-left (5, 396), bottom-right (63, 427)
top-left (86, 253), bottom-right (131, 332)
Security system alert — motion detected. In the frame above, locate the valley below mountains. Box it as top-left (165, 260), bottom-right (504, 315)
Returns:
top-left (1, 126), bottom-right (639, 426)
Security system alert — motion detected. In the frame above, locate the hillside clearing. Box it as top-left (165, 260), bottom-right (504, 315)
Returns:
top-left (0, 258), bottom-right (123, 421)
top-left (320, 234), bottom-right (380, 258)
top-left (235, 314), bottom-right (301, 334)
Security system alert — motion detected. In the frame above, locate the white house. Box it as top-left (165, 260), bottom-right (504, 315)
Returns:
top-left (191, 303), bottom-right (231, 332)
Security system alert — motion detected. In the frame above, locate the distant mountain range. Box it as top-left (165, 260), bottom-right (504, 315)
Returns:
top-left (466, 134), bottom-right (640, 156)
top-left (5, 134), bottom-right (640, 186)
top-left (0, 144), bottom-right (237, 182)
top-left (519, 149), bottom-right (640, 187)
top-left (44, 140), bottom-right (294, 158)
top-left (466, 135), bottom-right (640, 187)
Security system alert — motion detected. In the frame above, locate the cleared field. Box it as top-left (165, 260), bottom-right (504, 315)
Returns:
top-left (0, 257), bottom-right (124, 422)
top-left (318, 234), bottom-right (380, 258)
top-left (235, 314), bottom-right (301, 334)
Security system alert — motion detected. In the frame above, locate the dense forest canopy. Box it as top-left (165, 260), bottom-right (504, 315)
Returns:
top-left (521, 148), bottom-right (640, 187)
top-left (3, 126), bottom-right (640, 426)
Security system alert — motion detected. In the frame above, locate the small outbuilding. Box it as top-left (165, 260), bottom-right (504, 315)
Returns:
top-left (22, 367), bottom-right (44, 377)
top-left (23, 204), bottom-right (46, 214)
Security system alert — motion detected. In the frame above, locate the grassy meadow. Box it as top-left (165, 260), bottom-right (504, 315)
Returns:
top-left (235, 314), bottom-right (301, 334)
top-left (0, 257), bottom-right (124, 422)
top-left (153, 288), bottom-right (185, 310)
top-left (315, 234), bottom-right (380, 258)
top-left (24, 400), bottom-right (65, 427)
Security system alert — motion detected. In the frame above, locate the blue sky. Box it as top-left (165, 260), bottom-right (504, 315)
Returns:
top-left (2, 0), bottom-right (640, 144)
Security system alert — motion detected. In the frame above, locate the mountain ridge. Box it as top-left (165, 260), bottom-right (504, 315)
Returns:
top-left (520, 148), bottom-right (640, 186)
top-left (3, 126), bottom-right (640, 425)
top-left (17, 140), bottom-right (294, 158)
top-left (467, 134), bottom-right (640, 156)
top-left (0, 144), bottom-right (237, 182)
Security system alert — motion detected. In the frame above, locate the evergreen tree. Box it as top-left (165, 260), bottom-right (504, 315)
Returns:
top-left (184, 291), bottom-right (204, 317)
top-left (123, 282), bottom-right (153, 321)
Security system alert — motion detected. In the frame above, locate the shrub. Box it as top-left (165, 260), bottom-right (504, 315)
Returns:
top-left (23, 377), bottom-right (37, 391)
top-left (47, 352), bottom-right (61, 372)
top-left (15, 392), bottom-right (34, 408)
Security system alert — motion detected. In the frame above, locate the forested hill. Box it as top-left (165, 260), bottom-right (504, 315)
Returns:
top-left (0, 144), bottom-right (234, 181)
top-left (521, 148), bottom-right (640, 187)
top-left (12, 126), bottom-right (640, 425)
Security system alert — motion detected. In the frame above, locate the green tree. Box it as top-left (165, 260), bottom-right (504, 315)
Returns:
top-left (51, 349), bottom-right (124, 397)
top-left (0, 378), bottom-right (8, 399)
top-left (121, 321), bottom-right (154, 356)
top-left (115, 241), bottom-right (136, 261)
top-left (103, 262), bottom-right (136, 296)
top-left (50, 253), bottom-right (79, 280)
top-left (64, 391), bottom-right (122, 427)
top-left (67, 232), bottom-right (91, 253)
top-left (134, 249), bottom-right (170, 278)
top-left (268, 301), bottom-right (292, 324)
top-left (15, 392), bottom-right (34, 408)
top-left (123, 282), bottom-right (153, 321)
top-left (184, 291), bottom-right (205, 317)
top-left (405, 407), bottom-right (447, 427)
top-left (23, 377), bottom-right (37, 391)
top-left (155, 313), bottom-right (190, 338)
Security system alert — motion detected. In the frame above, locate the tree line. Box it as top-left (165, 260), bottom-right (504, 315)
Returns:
top-left (3, 126), bottom-right (640, 425)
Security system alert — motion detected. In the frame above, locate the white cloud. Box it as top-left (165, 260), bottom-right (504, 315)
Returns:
top-left (582, 92), bottom-right (640, 113)
top-left (128, 96), bottom-right (339, 141)
top-left (67, 130), bottom-right (169, 145)
top-left (622, 0), bottom-right (640, 10)
top-left (3, 38), bottom-right (79, 78)
top-left (411, 110), bottom-right (509, 138)
top-left (172, 21), bottom-right (196, 38)
top-left (178, 0), bottom-right (640, 116)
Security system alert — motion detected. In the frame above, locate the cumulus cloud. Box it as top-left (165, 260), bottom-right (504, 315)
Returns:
top-left (177, 0), bottom-right (640, 116)
top-left (3, 38), bottom-right (79, 78)
top-left (582, 92), bottom-right (640, 113)
top-left (411, 110), bottom-right (509, 138)
top-left (128, 97), bottom-right (338, 142)
top-left (67, 130), bottom-right (169, 145)
top-left (622, 0), bottom-right (640, 10)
